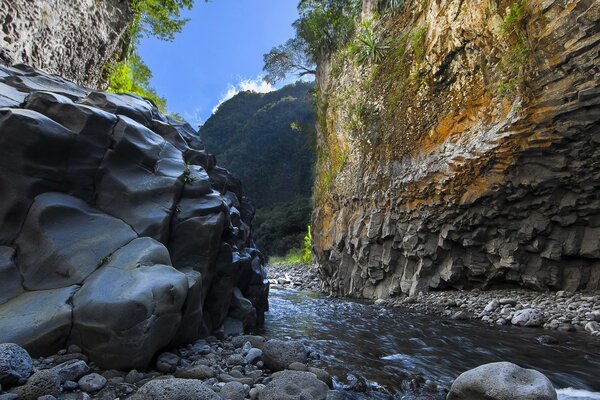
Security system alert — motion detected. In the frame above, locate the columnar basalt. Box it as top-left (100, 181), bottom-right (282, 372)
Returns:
top-left (0, 64), bottom-right (269, 369)
top-left (312, 0), bottom-right (600, 298)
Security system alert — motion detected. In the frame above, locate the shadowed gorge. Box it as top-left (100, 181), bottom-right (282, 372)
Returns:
top-left (0, 0), bottom-right (599, 399)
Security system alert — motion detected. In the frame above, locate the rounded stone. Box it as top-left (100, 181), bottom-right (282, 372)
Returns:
top-left (10, 370), bottom-right (60, 400)
top-left (511, 309), bottom-right (544, 327)
top-left (219, 381), bottom-right (247, 400)
top-left (0, 343), bottom-right (33, 388)
top-left (447, 362), bottom-right (557, 400)
top-left (262, 340), bottom-right (308, 371)
top-left (77, 373), bottom-right (107, 392)
top-left (258, 370), bottom-right (328, 400)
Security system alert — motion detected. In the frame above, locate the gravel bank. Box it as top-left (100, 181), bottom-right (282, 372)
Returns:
top-left (266, 263), bottom-right (600, 338)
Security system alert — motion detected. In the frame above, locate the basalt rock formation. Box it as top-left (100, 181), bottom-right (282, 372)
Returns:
top-left (312, 0), bottom-right (600, 298)
top-left (0, 0), bottom-right (132, 88)
top-left (0, 64), bottom-right (269, 370)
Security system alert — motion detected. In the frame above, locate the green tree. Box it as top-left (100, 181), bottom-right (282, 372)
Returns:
top-left (263, 0), bottom-right (361, 83)
top-left (106, 53), bottom-right (166, 110)
top-left (107, 0), bottom-right (201, 110)
top-left (263, 38), bottom-right (316, 84)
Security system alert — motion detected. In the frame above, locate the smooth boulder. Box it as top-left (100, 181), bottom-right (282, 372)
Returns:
top-left (258, 370), bottom-right (328, 400)
top-left (262, 339), bottom-right (308, 371)
top-left (447, 362), bottom-right (557, 400)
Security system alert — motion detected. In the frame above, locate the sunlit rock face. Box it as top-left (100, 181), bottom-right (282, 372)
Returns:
top-left (0, 0), bottom-right (132, 88)
top-left (0, 64), bottom-right (269, 370)
top-left (313, 0), bottom-right (600, 298)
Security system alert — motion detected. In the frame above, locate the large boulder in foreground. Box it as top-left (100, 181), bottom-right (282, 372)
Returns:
top-left (0, 64), bottom-right (269, 369)
top-left (447, 362), bottom-right (557, 400)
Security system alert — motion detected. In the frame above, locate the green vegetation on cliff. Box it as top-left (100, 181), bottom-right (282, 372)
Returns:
top-left (200, 81), bottom-right (316, 257)
top-left (106, 0), bottom-right (199, 111)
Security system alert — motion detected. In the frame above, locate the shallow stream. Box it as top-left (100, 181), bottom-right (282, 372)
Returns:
top-left (263, 289), bottom-right (600, 399)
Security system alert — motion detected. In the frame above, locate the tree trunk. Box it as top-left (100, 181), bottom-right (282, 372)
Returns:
top-left (362, 0), bottom-right (377, 21)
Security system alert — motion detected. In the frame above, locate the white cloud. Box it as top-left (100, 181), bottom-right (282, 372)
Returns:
top-left (182, 107), bottom-right (204, 128)
top-left (212, 77), bottom-right (274, 114)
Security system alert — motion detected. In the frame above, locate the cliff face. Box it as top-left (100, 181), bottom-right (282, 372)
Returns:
top-left (0, 0), bottom-right (132, 88)
top-left (313, 0), bottom-right (600, 298)
top-left (0, 64), bottom-right (268, 369)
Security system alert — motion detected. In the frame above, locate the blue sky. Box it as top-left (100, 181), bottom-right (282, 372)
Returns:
top-left (137, 0), bottom-right (300, 126)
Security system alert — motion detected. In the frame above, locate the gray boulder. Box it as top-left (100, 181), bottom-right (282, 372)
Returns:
top-left (0, 65), bottom-right (269, 371)
top-left (10, 369), bottom-right (60, 400)
top-left (262, 339), bottom-right (308, 371)
top-left (447, 362), bottom-right (557, 400)
top-left (258, 370), bottom-right (328, 400)
top-left (511, 309), bottom-right (544, 327)
top-left (0, 343), bottom-right (32, 387)
top-left (131, 378), bottom-right (223, 400)
top-left (71, 244), bottom-right (188, 369)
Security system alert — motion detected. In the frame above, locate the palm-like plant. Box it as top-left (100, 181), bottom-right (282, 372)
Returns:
top-left (379, 0), bottom-right (405, 14)
top-left (351, 22), bottom-right (390, 65)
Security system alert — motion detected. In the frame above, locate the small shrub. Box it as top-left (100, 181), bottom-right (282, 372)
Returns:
top-left (497, 0), bottom-right (530, 96)
top-left (302, 225), bottom-right (312, 263)
top-left (350, 21), bottom-right (390, 65)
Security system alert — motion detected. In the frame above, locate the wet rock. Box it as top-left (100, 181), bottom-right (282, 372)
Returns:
top-left (511, 309), bottom-right (544, 327)
top-left (308, 367), bottom-right (333, 388)
top-left (131, 378), bottom-right (222, 400)
top-left (10, 370), bottom-right (60, 400)
top-left (258, 370), bottom-right (328, 400)
top-left (0, 343), bottom-right (32, 388)
top-left (536, 335), bottom-right (558, 345)
top-left (447, 362), bottom-right (557, 400)
top-left (262, 340), bottom-right (308, 371)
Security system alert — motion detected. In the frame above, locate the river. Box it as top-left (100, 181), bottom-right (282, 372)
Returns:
top-left (263, 289), bottom-right (600, 399)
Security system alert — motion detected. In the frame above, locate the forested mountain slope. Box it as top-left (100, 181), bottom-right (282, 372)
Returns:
top-left (201, 81), bottom-right (316, 256)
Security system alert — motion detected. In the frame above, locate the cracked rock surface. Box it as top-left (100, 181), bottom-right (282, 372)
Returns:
top-left (0, 64), bottom-right (269, 370)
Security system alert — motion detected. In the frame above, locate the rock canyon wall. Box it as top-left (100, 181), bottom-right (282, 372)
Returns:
top-left (312, 0), bottom-right (600, 298)
top-left (0, 0), bottom-right (132, 88)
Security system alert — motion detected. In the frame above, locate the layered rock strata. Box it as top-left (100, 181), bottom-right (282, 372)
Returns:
top-left (313, 0), bottom-right (600, 298)
top-left (0, 64), bottom-right (269, 369)
top-left (0, 0), bottom-right (132, 87)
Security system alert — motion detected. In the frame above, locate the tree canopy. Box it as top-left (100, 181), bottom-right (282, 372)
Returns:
top-left (263, 0), bottom-right (361, 83)
top-left (107, 0), bottom-right (199, 110)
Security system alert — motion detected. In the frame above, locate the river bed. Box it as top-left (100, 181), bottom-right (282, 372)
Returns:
top-left (263, 289), bottom-right (600, 399)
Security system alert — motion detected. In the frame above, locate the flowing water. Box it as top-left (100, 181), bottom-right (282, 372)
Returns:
top-left (263, 289), bottom-right (600, 399)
